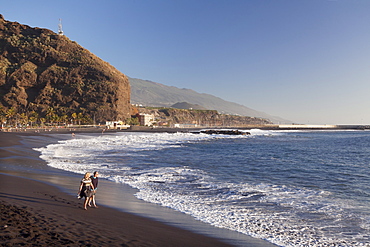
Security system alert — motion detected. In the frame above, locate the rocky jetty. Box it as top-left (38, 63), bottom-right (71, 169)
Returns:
top-left (199, 129), bottom-right (250, 135)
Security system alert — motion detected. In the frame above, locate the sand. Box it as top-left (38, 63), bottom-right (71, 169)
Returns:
top-left (0, 173), bottom-right (234, 247)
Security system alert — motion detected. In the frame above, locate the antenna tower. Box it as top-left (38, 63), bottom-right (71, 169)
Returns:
top-left (58, 18), bottom-right (64, 35)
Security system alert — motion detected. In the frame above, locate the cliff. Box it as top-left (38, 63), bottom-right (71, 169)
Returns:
top-left (137, 107), bottom-right (272, 127)
top-left (0, 15), bottom-right (130, 124)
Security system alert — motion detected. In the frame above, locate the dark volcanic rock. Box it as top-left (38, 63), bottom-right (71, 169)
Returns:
top-left (0, 15), bottom-right (130, 123)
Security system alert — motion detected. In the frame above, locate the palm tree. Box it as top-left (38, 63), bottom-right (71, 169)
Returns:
top-left (46, 107), bottom-right (57, 126)
top-left (5, 107), bottom-right (17, 126)
top-left (60, 114), bottom-right (68, 126)
top-left (71, 113), bottom-right (77, 125)
top-left (29, 116), bottom-right (37, 128)
top-left (53, 114), bottom-right (60, 126)
top-left (40, 118), bottom-right (46, 128)
top-left (77, 113), bottom-right (83, 126)
top-left (19, 113), bottom-right (28, 127)
top-left (29, 111), bottom-right (39, 128)
top-left (0, 106), bottom-right (6, 128)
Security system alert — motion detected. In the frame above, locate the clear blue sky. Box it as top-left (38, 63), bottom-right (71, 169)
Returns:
top-left (3, 0), bottom-right (370, 124)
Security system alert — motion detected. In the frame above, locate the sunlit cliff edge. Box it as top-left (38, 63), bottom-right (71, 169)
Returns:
top-left (0, 14), bottom-right (131, 124)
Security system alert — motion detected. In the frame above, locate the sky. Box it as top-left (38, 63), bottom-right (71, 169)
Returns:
top-left (2, 0), bottom-right (370, 124)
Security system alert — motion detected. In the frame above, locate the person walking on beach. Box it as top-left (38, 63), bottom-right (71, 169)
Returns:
top-left (89, 171), bottom-right (99, 208)
top-left (78, 172), bottom-right (95, 210)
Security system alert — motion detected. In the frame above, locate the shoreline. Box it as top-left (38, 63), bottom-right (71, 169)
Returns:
top-left (0, 131), bottom-right (276, 246)
top-left (0, 131), bottom-right (233, 247)
top-left (0, 174), bottom-right (232, 247)
top-left (0, 122), bottom-right (369, 136)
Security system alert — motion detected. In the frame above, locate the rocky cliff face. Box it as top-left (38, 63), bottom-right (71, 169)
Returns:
top-left (0, 15), bottom-right (130, 124)
top-left (138, 107), bottom-right (272, 126)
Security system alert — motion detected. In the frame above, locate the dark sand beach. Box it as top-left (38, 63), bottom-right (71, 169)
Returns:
top-left (0, 130), bottom-right (234, 246)
top-left (0, 173), bottom-right (234, 247)
top-left (0, 129), bottom-right (277, 246)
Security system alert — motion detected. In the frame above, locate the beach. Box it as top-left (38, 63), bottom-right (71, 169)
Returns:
top-left (1, 174), bottom-right (234, 247)
top-left (0, 130), bottom-right (234, 247)
top-left (2, 128), bottom-right (369, 246)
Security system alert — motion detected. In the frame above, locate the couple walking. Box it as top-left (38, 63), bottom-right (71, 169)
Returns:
top-left (78, 171), bottom-right (99, 210)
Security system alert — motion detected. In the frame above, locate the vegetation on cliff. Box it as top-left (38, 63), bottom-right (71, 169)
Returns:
top-left (0, 15), bottom-right (130, 127)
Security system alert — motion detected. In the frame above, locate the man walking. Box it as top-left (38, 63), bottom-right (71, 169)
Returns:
top-left (89, 171), bottom-right (99, 208)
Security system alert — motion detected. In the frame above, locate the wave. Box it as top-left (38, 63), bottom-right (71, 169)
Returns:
top-left (34, 131), bottom-right (370, 246)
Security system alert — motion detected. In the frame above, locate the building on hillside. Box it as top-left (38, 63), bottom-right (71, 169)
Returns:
top-left (106, 121), bottom-right (130, 130)
top-left (157, 121), bottom-right (169, 127)
top-left (137, 114), bottom-right (155, 126)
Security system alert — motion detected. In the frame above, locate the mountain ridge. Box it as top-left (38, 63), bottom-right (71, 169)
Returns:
top-left (171, 102), bottom-right (207, 110)
top-left (129, 77), bottom-right (289, 124)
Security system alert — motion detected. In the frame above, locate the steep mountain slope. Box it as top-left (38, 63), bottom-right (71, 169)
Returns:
top-left (171, 102), bottom-right (207, 110)
top-left (0, 15), bottom-right (130, 123)
top-left (129, 77), bottom-right (288, 123)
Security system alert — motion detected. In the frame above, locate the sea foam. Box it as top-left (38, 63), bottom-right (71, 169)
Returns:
top-left (35, 131), bottom-right (370, 247)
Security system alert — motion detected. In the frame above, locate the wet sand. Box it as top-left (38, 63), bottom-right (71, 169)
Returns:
top-left (0, 173), bottom-right (233, 247)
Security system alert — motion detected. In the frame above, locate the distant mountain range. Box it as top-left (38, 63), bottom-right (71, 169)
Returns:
top-left (170, 102), bottom-right (207, 110)
top-left (129, 77), bottom-right (290, 124)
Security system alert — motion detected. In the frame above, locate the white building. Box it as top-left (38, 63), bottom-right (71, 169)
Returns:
top-left (106, 121), bottom-right (130, 130)
top-left (138, 114), bottom-right (154, 126)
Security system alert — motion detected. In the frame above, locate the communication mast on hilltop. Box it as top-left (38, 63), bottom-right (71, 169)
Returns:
top-left (58, 18), bottom-right (64, 35)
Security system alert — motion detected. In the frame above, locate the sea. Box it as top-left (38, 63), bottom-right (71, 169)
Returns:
top-left (34, 129), bottom-right (370, 247)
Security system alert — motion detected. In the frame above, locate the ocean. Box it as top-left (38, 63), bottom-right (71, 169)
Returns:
top-left (35, 129), bottom-right (370, 246)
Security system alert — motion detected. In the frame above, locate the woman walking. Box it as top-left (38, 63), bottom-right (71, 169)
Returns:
top-left (78, 172), bottom-right (95, 210)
